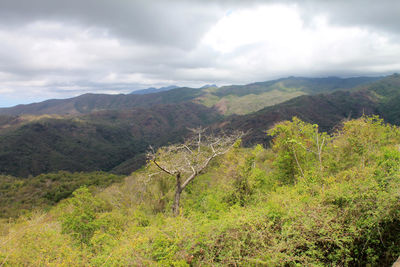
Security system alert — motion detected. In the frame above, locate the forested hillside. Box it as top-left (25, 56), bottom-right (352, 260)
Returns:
top-left (223, 74), bottom-right (400, 145)
top-left (224, 90), bottom-right (377, 145)
top-left (1, 116), bottom-right (399, 266)
top-left (198, 76), bottom-right (381, 115)
top-left (0, 88), bottom-right (205, 116)
top-left (0, 102), bottom-right (221, 177)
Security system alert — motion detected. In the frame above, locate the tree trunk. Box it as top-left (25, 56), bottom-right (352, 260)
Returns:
top-left (172, 189), bottom-right (181, 216)
top-left (172, 173), bottom-right (182, 216)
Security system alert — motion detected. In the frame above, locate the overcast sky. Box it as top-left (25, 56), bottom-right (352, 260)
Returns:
top-left (0, 0), bottom-right (399, 107)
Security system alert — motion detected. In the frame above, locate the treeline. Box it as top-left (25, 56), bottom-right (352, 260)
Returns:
top-left (1, 116), bottom-right (400, 266)
top-left (0, 171), bottom-right (123, 218)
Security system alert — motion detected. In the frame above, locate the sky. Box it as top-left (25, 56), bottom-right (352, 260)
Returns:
top-left (0, 0), bottom-right (399, 107)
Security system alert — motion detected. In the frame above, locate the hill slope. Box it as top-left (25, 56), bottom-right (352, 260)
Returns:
top-left (0, 102), bottom-right (221, 177)
top-left (0, 87), bottom-right (204, 116)
top-left (357, 73), bottom-right (400, 125)
top-left (222, 74), bottom-right (399, 145)
top-left (197, 76), bottom-right (381, 115)
top-left (130, 85), bottom-right (179, 95)
top-left (0, 76), bottom-right (382, 116)
top-left (223, 90), bottom-right (378, 145)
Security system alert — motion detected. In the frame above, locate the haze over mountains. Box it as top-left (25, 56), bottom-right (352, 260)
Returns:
top-left (1, 74), bottom-right (399, 178)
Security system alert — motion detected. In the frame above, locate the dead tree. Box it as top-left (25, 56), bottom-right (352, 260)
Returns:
top-left (147, 127), bottom-right (243, 216)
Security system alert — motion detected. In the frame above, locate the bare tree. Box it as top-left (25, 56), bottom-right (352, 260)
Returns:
top-left (147, 127), bottom-right (243, 216)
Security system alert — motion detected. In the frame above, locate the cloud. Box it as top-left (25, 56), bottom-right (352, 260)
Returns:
top-left (0, 0), bottom-right (399, 107)
top-left (200, 4), bottom-right (400, 81)
top-left (298, 0), bottom-right (400, 35)
top-left (0, 0), bottom-right (224, 49)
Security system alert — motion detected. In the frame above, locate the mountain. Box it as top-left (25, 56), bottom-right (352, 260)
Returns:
top-left (0, 76), bottom-right (382, 116)
top-left (197, 76), bottom-right (382, 115)
top-left (357, 73), bottom-right (400, 125)
top-left (0, 87), bottom-right (204, 116)
top-left (200, 84), bottom-right (217, 89)
top-left (223, 74), bottom-right (400, 146)
top-left (130, 85), bottom-right (179, 95)
top-left (0, 102), bottom-right (221, 177)
top-left (223, 90), bottom-right (378, 146)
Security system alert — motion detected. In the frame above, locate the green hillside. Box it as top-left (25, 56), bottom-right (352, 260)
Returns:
top-left (197, 76), bottom-right (381, 115)
top-left (0, 102), bottom-right (221, 177)
top-left (222, 90), bottom-right (377, 146)
top-left (0, 171), bottom-right (124, 218)
top-left (357, 73), bottom-right (400, 125)
top-left (1, 116), bottom-right (399, 266)
top-left (0, 88), bottom-right (205, 116)
top-left (222, 74), bottom-right (400, 146)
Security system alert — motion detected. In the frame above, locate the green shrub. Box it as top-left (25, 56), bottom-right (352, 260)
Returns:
top-left (60, 187), bottom-right (107, 245)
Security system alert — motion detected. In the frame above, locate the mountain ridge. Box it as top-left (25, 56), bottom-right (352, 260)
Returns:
top-left (0, 76), bottom-right (383, 116)
top-left (130, 85), bottom-right (179, 95)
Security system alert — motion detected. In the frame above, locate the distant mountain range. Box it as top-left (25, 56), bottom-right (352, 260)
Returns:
top-left (197, 76), bottom-right (382, 115)
top-left (0, 87), bottom-right (204, 116)
top-left (129, 84), bottom-right (217, 95)
top-left (130, 85), bottom-right (179, 95)
top-left (1, 74), bottom-right (399, 178)
top-left (0, 76), bottom-right (382, 116)
top-left (200, 84), bottom-right (217, 89)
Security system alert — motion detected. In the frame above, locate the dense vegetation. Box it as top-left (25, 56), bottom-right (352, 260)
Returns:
top-left (198, 76), bottom-right (381, 115)
top-left (0, 171), bottom-right (123, 218)
top-left (224, 90), bottom-right (378, 146)
top-left (0, 102), bottom-right (221, 177)
top-left (0, 88), bottom-right (205, 116)
top-left (1, 116), bottom-right (399, 266)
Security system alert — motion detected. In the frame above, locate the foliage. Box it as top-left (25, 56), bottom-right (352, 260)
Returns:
top-left (268, 117), bottom-right (329, 184)
top-left (60, 187), bottom-right (107, 244)
top-left (0, 171), bottom-right (123, 218)
top-left (198, 76), bottom-right (381, 115)
top-left (0, 102), bottom-right (221, 177)
top-left (1, 116), bottom-right (400, 266)
top-left (214, 76), bottom-right (381, 98)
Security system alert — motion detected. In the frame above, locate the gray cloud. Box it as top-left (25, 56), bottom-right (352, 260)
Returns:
top-left (0, 0), bottom-right (399, 107)
top-left (0, 0), bottom-right (224, 49)
top-left (298, 0), bottom-right (400, 35)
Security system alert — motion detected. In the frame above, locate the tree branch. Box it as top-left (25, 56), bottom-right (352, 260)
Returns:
top-left (292, 147), bottom-right (304, 179)
top-left (152, 159), bottom-right (175, 176)
top-left (181, 172), bottom-right (197, 191)
top-left (179, 144), bottom-right (193, 154)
